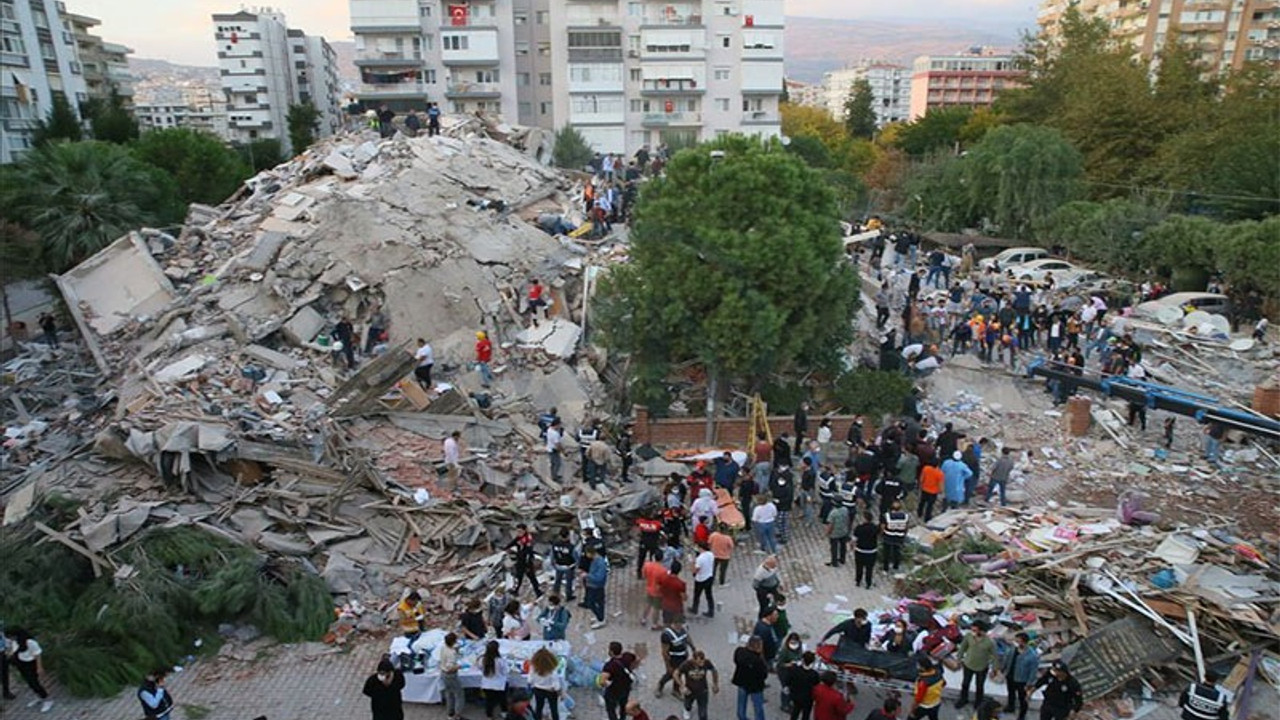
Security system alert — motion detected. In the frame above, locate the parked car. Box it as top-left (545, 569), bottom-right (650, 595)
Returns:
top-left (1135, 292), bottom-right (1232, 321)
top-left (979, 247), bottom-right (1050, 271)
top-left (1010, 258), bottom-right (1094, 287)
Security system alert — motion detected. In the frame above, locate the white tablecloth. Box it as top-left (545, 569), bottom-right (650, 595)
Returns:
top-left (389, 631), bottom-right (571, 704)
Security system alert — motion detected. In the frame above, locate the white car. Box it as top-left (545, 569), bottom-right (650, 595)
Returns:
top-left (979, 247), bottom-right (1049, 271)
top-left (1010, 258), bottom-right (1093, 287)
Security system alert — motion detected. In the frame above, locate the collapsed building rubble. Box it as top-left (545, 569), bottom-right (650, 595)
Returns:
top-left (1, 123), bottom-right (645, 640)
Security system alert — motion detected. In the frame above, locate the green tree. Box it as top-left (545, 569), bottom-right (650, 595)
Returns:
top-left (286, 103), bottom-right (321, 154)
top-left (785, 134), bottom-right (833, 168)
top-left (32, 93), bottom-right (83, 146)
top-left (82, 90), bottom-right (139, 144)
top-left (234, 139), bottom-right (284, 173)
top-left (843, 79), bottom-right (878, 139)
top-left (596, 136), bottom-right (860, 415)
top-left (961, 124), bottom-right (1083, 238)
top-left (893, 107), bottom-right (972, 157)
top-left (1216, 216), bottom-right (1280, 303)
top-left (132, 128), bottom-right (251, 208)
top-left (551, 125), bottom-right (595, 169)
top-left (1, 141), bottom-right (175, 272)
top-left (1142, 214), bottom-right (1222, 289)
top-left (0, 220), bottom-right (43, 330)
top-left (899, 155), bottom-right (972, 231)
top-left (1033, 199), bottom-right (1166, 273)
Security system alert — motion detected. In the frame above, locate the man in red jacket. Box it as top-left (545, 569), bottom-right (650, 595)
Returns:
top-left (812, 670), bottom-right (854, 720)
top-left (474, 331), bottom-right (493, 387)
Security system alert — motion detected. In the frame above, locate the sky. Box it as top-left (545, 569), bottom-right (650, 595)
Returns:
top-left (70, 0), bottom-right (1037, 66)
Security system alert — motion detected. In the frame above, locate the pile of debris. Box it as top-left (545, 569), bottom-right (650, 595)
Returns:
top-left (903, 503), bottom-right (1280, 717)
top-left (1, 120), bottom-right (645, 639)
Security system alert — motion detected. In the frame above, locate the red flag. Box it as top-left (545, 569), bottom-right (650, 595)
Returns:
top-left (230, 31), bottom-right (238, 44)
top-left (448, 4), bottom-right (468, 26)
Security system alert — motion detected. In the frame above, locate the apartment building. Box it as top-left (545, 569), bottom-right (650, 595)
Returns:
top-left (0, 0), bottom-right (90, 162)
top-left (1037, 0), bottom-right (1280, 74)
top-left (288, 30), bottom-right (344, 138)
top-left (349, 0), bottom-right (784, 155)
top-left (135, 102), bottom-right (230, 138)
top-left (783, 78), bottom-right (822, 107)
top-left (821, 60), bottom-right (908, 126)
top-left (65, 11), bottom-right (133, 106)
top-left (212, 9), bottom-right (341, 155)
top-left (907, 50), bottom-right (1024, 120)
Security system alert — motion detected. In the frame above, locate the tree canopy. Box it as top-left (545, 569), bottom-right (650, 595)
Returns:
top-left (83, 90), bottom-right (139, 144)
top-left (552, 125), bottom-right (595, 169)
top-left (132, 128), bottom-right (251, 210)
top-left (843, 79), bottom-right (877, 140)
top-left (0, 141), bottom-right (177, 273)
top-left (596, 136), bottom-right (860, 412)
top-left (32, 93), bottom-right (83, 146)
top-left (286, 103), bottom-right (321, 154)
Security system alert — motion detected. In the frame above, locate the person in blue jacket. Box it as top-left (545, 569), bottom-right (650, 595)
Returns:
top-left (941, 451), bottom-right (973, 512)
top-left (583, 545), bottom-right (611, 630)
top-left (999, 632), bottom-right (1040, 720)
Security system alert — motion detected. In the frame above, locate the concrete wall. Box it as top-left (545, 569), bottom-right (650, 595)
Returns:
top-left (632, 405), bottom-right (874, 449)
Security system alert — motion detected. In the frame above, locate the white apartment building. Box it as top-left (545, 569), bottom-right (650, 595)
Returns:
top-left (289, 29), bottom-right (343, 138)
top-left (65, 12), bottom-right (133, 106)
top-left (821, 61), bottom-right (908, 126)
top-left (212, 9), bottom-right (341, 155)
top-left (349, 0), bottom-right (784, 155)
top-left (0, 0), bottom-right (90, 162)
top-left (135, 103), bottom-right (230, 139)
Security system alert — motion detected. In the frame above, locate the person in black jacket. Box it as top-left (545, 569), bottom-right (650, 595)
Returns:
top-left (362, 658), bottom-right (406, 720)
top-left (769, 467), bottom-right (796, 545)
top-left (1031, 661), bottom-right (1083, 720)
top-left (1178, 669), bottom-right (1229, 720)
top-left (819, 608), bottom-right (871, 648)
top-left (793, 403), bottom-right (809, 456)
top-left (785, 652), bottom-right (821, 720)
top-left (732, 636), bottom-right (769, 720)
top-left (773, 434), bottom-right (793, 470)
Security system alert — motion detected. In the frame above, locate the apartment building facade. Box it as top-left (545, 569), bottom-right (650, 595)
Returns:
top-left (821, 60), bottom-right (909, 126)
top-left (907, 51), bottom-right (1024, 120)
top-left (65, 11), bottom-right (133, 106)
top-left (212, 9), bottom-right (341, 155)
top-left (1037, 0), bottom-right (1280, 74)
top-left (135, 102), bottom-right (231, 138)
top-left (0, 0), bottom-right (89, 162)
top-left (349, 0), bottom-right (784, 155)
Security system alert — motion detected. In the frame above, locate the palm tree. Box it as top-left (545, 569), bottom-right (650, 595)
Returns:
top-left (2, 141), bottom-right (173, 272)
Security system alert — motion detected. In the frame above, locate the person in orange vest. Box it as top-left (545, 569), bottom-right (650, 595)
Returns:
top-left (474, 330), bottom-right (493, 387)
top-left (583, 181), bottom-right (596, 215)
top-left (918, 458), bottom-right (944, 523)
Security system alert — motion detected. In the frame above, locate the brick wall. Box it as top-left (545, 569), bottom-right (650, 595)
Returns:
top-left (632, 405), bottom-right (875, 449)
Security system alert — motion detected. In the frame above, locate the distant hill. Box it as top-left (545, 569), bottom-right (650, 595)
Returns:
top-left (785, 16), bottom-right (1025, 83)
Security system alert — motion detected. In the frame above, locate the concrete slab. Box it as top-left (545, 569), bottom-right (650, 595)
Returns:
top-left (153, 354), bottom-right (210, 383)
top-left (323, 151), bottom-right (357, 179)
top-left (244, 344), bottom-right (305, 371)
top-left (281, 305), bottom-right (325, 346)
top-left (55, 232), bottom-right (176, 337)
top-left (241, 231), bottom-right (289, 272)
top-left (530, 365), bottom-right (589, 426)
top-left (516, 318), bottom-right (582, 359)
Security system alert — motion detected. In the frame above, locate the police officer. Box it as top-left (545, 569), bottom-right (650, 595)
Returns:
top-left (877, 472), bottom-right (904, 518)
top-left (1031, 661), bottom-right (1083, 720)
top-left (550, 529), bottom-right (579, 602)
top-left (837, 471), bottom-right (859, 511)
top-left (1178, 670), bottom-right (1228, 720)
top-left (817, 466), bottom-right (838, 523)
top-left (880, 500), bottom-right (909, 572)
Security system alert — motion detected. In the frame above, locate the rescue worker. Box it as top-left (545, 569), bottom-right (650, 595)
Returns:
top-left (837, 471), bottom-right (858, 511)
top-left (1178, 669), bottom-right (1228, 720)
top-left (880, 500), bottom-right (909, 572)
top-left (1031, 661), bottom-right (1083, 720)
top-left (817, 466), bottom-right (838, 523)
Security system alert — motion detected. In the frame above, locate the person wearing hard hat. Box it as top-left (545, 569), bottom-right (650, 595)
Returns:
top-left (474, 330), bottom-right (493, 387)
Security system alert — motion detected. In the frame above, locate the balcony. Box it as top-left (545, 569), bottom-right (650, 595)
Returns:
top-left (446, 81), bottom-right (501, 97)
top-left (642, 111), bottom-right (701, 126)
top-left (742, 43), bottom-right (782, 60)
top-left (640, 78), bottom-right (704, 94)
top-left (360, 81), bottom-right (428, 97)
top-left (441, 28), bottom-right (500, 65)
top-left (3, 117), bottom-right (40, 132)
top-left (569, 108), bottom-right (625, 124)
top-left (568, 47), bottom-right (623, 62)
top-left (741, 111), bottom-right (778, 125)
top-left (355, 52), bottom-right (423, 67)
top-left (641, 13), bottom-right (704, 27)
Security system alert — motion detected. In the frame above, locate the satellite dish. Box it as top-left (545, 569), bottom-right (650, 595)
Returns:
top-left (1229, 338), bottom-right (1255, 352)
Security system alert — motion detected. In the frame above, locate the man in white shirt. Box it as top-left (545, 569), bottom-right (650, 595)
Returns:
top-left (546, 418), bottom-right (564, 482)
top-left (689, 543), bottom-right (717, 618)
top-left (442, 431), bottom-right (462, 489)
top-left (413, 338), bottom-right (434, 389)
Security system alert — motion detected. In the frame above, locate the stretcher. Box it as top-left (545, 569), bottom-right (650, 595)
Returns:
top-left (815, 640), bottom-right (918, 695)
top-left (714, 487), bottom-right (745, 530)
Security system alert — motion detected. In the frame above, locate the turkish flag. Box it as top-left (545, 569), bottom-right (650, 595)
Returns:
top-left (448, 4), bottom-right (468, 26)
top-left (230, 31), bottom-right (238, 44)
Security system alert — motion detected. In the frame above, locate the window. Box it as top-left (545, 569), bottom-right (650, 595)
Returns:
top-left (515, 13), bottom-right (527, 25)
top-left (539, 72), bottom-right (551, 86)
top-left (39, 41), bottom-right (55, 60)
top-left (475, 69), bottom-right (498, 82)
top-left (423, 35), bottom-right (433, 50)
top-left (518, 101), bottom-right (531, 116)
top-left (536, 11), bottom-right (548, 24)
top-left (421, 4), bottom-right (431, 16)
top-left (629, 99), bottom-right (647, 112)
top-left (31, 8), bottom-right (48, 28)
top-left (538, 43), bottom-right (550, 56)
top-left (721, 35), bottom-right (731, 48)
top-left (540, 101), bottom-right (550, 115)
top-left (424, 69), bottom-right (436, 83)
top-left (569, 63), bottom-right (623, 83)
top-left (715, 98), bottom-right (729, 111)
top-left (443, 35), bottom-right (468, 50)
top-left (569, 31), bottom-right (622, 48)
top-left (1, 35), bottom-right (25, 54)
top-left (629, 68), bottom-right (641, 81)
top-left (516, 42), bottom-right (530, 55)
top-left (517, 72), bottom-right (530, 86)
top-left (628, 3), bottom-right (642, 16)
top-left (572, 95), bottom-right (623, 113)
top-left (714, 67), bottom-right (730, 80)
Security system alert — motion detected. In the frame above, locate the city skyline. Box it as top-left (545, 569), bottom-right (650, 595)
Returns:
top-left (67, 0), bottom-right (1036, 66)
